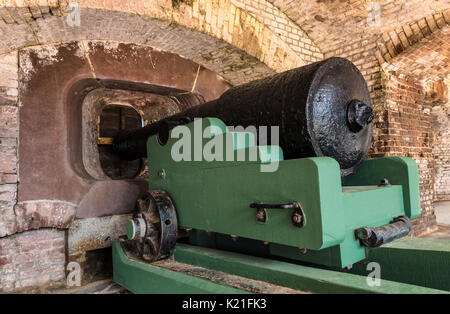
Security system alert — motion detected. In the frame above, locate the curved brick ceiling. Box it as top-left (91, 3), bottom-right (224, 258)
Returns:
top-left (269, 0), bottom-right (450, 52)
top-left (384, 25), bottom-right (450, 83)
top-left (0, 0), bottom-right (315, 86)
top-left (0, 7), bottom-right (275, 86)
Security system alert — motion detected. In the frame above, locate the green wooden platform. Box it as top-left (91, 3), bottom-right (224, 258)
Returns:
top-left (113, 241), bottom-right (448, 294)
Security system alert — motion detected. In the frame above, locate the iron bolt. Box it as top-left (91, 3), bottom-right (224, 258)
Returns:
top-left (256, 209), bottom-right (267, 223)
top-left (378, 178), bottom-right (391, 187)
top-left (347, 99), bottom-right (374, 132)
top-left (158, 169), bottom-right (166, 179)
top-left (346, 264), bottom-right (353, 270)
top-left (231, 235), bottom-right (239, 242)
top-left (292, 212), bottom-right (303, 224)
top-left (299, 248), bottom-right (308, 254)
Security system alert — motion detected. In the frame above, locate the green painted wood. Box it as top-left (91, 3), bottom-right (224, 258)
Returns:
top-left (174, 243), bottom-right (446, 294)
top-left (112, 242), bottom-right (248, 294)
top-left (147, 118), bottom-right (345, 251)
top-left (146, 118), bottom-right (420, 268)
top-left (349, 237), bottom-right (450, 292)
top-left (343, 157), bottom-right (421, 219)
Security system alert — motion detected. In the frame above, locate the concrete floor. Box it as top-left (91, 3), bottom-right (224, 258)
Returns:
top-left (420, 201), bottom-right (450, 239)
top-left (435, 201), bottom-right (450, 226)
top-left (11, 279), bottom-right (129, 294)
top-left (55, 280), bottom-right (128, 294)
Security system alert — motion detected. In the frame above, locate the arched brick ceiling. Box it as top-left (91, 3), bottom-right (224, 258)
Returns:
top-left (0, 7), bottom-right (275, 86)
top-left (0, 0), bottom-right (317, 87)
top-left (384, 25), bottom-right (449, 83)
top-left (269, 0), bottom-right (450, 52)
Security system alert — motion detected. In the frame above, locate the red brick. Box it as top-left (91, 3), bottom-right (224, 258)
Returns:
top-left (0, 106), bottom-right (18, 138)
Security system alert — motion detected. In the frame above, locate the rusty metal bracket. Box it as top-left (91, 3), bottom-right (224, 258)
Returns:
top-left (250, 202), bottom-right (306, 228)
top-left (355, 216), bottom-right (411, 248)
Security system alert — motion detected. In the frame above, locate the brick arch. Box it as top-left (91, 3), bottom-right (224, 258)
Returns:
top-left (269, 0), bottom-right (449, 53)
top-left (375, 10), bottom-right (449, 64)
top-left (0, 0), bottom-right (306, 82)
top-left (381, 25), bottom-right (449, 83)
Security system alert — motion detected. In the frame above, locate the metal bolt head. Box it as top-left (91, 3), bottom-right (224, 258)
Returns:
top-left (158, 169), bottom-right (166, 179)
top-left (299, 248), bottom-right (308, 254)
top-left (230, 235), bottom-right (239, 242)
top-left (292, 212), bottom-right (303, 224)
top-left (256, 209), bottom-right (267, 223)
top-left (347, 99), bottom-right (374, 133)
top-left (378, 178), bottom-right (391, 187)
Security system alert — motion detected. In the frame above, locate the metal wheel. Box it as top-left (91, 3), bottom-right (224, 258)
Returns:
top-left (125, 191), bottom-right (178, 262)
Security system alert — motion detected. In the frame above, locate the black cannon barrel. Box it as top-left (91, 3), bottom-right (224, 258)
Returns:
top-left (113, 57), bottom-right (373, 176)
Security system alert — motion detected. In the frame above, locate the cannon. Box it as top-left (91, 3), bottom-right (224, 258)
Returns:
top-left (111, 58), bottom-right (449, 294)
top-left (113, 57), bottom-right (374, 176)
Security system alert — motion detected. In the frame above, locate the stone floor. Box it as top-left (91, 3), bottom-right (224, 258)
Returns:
top-left (435, 201), bottom-right (450, 226)
top-left (9, 279), bottom-right (128, 294)
top-left (420, 201), bottom-right (450, 239)
top-left (55, 279), bottom-right (128, 294)
top-left (420, 224), bottom-right (450, 239)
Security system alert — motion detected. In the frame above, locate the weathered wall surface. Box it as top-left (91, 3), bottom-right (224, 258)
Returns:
top-left (0, 51), bottom-right (18, 240)
top-left (270, 0), bottom-right (450, 54)
top-left (231, 0), bottom-right (323, 62)
top-left (433, 104), bottom-right (450, 201)
top-left (0, 229), bottom-right (65, 291)
top-left (379, 69), bottom-right (436, 235)
top-left (432, 78), bottom-right (450, 201)
top-left (0, 0), bottom-right (306, 76)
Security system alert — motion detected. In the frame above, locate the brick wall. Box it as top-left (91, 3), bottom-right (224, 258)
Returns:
top-left (270, 0), bottom-right (450, 54)
top-left (232, 0), bottom-right (323, 62)
top-left (0, 51), bottom-right (18, 239)
top-left (433, 104), bottom-right (450, 201)
top-left (432, 78), bottom-right (450, 201)
top-left (374, 11), bottom-right (449, 64)
top-left (0, 0), bottom-right (305, 74)
top-left (379, 69), bottom-right (436, 235)
top-left (0, 229), bottom-right (66, 292)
